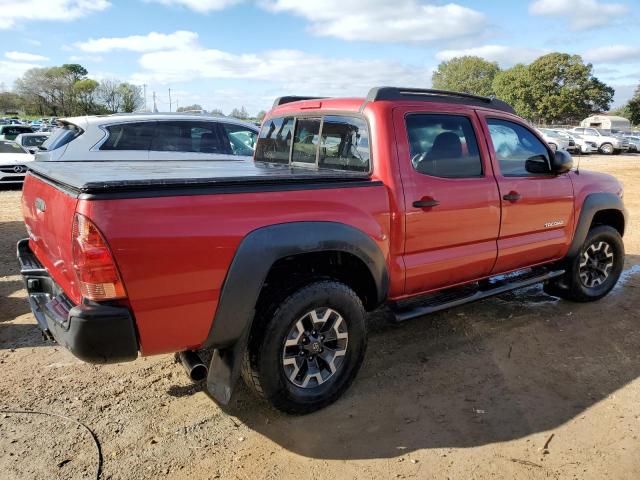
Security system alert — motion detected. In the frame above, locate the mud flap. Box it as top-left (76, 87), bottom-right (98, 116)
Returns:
top-left (205, 327), bottom-right (250, 405)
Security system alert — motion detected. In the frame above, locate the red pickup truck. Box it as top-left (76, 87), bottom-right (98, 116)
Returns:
top-left (18, 87), bottom-right (627, 414)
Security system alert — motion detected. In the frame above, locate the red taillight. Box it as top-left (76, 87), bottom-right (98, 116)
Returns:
top-left (72, 213), bottom-right (126, 301)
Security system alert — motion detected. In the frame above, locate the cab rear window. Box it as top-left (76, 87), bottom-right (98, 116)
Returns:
top-left (255, 115), bottom-right (370, 172)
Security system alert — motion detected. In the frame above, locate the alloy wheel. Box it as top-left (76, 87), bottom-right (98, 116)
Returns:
top-left (282, 308), bottom-right (349, 388)
top-left (579, 241), bottom-right (614, 288)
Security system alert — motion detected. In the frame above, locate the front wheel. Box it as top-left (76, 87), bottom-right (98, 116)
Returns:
top-left (242, 281), bottom-right (367, 414)
top-left (599, 143), bottom-right (614, 155)
top-left (544, 225), bottom-right (624, 302)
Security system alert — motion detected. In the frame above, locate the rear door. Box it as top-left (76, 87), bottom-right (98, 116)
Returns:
top-left (478, 113), bottom-right (574, 273)
top-left (394, 106), bottom-right (501, 295)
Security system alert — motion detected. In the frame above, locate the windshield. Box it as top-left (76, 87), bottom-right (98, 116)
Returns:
top-left (40, 123), bottom-right (83, 151)
top-left (22, 135), bottom-right (48, 147)
top-left (0, 141), bottom-right (27, 154)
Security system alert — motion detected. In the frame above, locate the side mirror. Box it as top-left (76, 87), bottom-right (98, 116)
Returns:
top-left (28, 147), bottom-right (38, 154)
top-left (525, 154), bottom-right (552, 174)
top-left (550, 149), bottom-right (573, 174)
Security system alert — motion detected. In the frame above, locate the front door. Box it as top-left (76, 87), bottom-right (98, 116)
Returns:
top-left (394, 107), bottom-right (501, 295)
top-left (479, 114), bottom-right (575, 273)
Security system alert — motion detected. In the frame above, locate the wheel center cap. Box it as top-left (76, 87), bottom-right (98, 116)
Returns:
top-left (303, 333), bottom-right (323, 354)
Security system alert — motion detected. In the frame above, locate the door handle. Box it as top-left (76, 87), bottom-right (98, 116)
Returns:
top-left (413, 198), bottom-right (440, 208)
top-left (503, 191), bottom-right (521, 202)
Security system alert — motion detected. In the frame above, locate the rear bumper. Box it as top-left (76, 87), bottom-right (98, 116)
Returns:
top-left (17, 238), bottom-right (138, 364)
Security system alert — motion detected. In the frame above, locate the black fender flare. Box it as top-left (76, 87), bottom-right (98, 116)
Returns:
top-left (204, 221), bottom-right (389, 404)
top-left (567, 192), bottom-right (627, 258)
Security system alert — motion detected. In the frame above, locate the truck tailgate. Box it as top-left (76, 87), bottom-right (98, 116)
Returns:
top-left (21, 173), bottom-right (81, 304)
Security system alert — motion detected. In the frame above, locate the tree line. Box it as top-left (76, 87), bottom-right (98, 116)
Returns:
top-left (432, 52), bottom-right (639, 126)
top-left (0, 64), bottom-right (143, 116)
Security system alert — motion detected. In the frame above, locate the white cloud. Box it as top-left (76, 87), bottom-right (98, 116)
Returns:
top-left (74, 30), bottom-right (199, 53)
top-left (144, 0), bottom-right (242, 12)
top-left (436, 45), bottom-right (547, 66)
top-left (5, 51), bottom-right (49, 62)
top-left (529, 0), bottom-right (628, 30)
top-left (131, 47), bottom-right (432, 96)
top-left (261, 0), bottom-right (488, 44)
top-left (583, 45), bottom-right (640, 64)
top-left (0, 0), bottom-right (110, 29)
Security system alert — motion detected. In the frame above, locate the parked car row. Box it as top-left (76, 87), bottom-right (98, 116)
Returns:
top-left (535, 125), bottom-right (637, 155)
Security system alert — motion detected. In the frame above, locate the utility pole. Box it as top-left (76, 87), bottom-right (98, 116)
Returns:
top-left (143, 84), bottom-right (147, 112)
top-left (168, 88), bottom-right (172, 113)
top-left (153, 91), bottom-right (158, 113)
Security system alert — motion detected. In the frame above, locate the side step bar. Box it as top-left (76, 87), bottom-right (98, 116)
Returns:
top-left (391, 268), bottom-right (565, 323)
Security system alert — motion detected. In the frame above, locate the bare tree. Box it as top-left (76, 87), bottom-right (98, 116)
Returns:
top-left (99, 79), bottom-right (122, 113)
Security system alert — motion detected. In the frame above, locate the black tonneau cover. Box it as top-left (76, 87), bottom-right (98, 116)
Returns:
top-left (28, 160), bottom-right (375, 197)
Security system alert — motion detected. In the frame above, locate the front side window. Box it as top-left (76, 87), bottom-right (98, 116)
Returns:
top-left (254, 116), bottom-right (295, 164)
top-left (319, 116), bottom-right (370, 172)
top-left (292, 118), bottom-right (321, 164)
top-left (487, 119), bottom-right (550, 176)
top-left (101, 122), bottom-right (154, 151)
top-left (406, 114), bottom-right (482, 178)
top-left (221, 123), bottom-right (257, 156)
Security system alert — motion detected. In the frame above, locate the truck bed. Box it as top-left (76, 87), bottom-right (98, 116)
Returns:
top-left (27, 160), bottom-right (374, 198)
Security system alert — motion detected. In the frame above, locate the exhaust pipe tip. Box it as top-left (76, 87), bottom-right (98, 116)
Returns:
top-left (178, 350), bottom-right (208, 382)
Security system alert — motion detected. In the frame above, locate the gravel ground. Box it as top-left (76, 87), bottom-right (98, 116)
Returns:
top-left (1, 155), bottom-right (639, 480)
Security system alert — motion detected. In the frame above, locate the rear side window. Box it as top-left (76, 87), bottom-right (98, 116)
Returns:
top-left (254, 117), bottom-right (295, 164)
top-left (101, 122), bottom-right (154, 151)
top-left (319, 116), bottom-right (370, 172)
top-left (406, 114), bottom-right (482, 178)
top-left (41, 123), bottom-right (83, 151)
top-left (150, 121), bottom-right (232, 155)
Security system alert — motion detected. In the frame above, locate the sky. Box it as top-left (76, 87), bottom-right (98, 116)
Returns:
top-left (0, 0), bottom-right (638, 115)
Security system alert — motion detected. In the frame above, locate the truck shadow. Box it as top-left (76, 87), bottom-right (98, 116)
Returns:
top-left (218, 254), bottom-right (640, 459)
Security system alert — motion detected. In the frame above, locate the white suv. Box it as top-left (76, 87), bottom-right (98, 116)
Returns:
top-left (36, 114), bottom-right (259, 162)
top-left (569, 127), bottom-right (629, 155)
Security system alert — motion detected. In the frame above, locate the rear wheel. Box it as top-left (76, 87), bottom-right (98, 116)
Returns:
top-left (242, 281), bottom-right (367, 414)
top-left (544, 225), bottom-right (624, 302)
top-left (599, 143), bottom-right (614, 155)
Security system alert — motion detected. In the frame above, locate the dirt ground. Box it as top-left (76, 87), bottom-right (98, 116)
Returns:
top-left (1, 155), bottom-right (639, 480)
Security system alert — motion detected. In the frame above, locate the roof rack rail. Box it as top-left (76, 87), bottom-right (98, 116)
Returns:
top-left (365, 87), bottom-right (515, 114)
top-left (272, 96), bottom-right (327, 109)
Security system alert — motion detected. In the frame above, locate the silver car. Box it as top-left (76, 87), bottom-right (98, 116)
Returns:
top-left (36, 113), bottom-right (260, 162)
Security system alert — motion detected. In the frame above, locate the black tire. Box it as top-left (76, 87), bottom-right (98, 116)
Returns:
top-left (599, 143), bottom-right (614, 155)
top-left (242, 281), bottom-right (367, 414)
top-left (544, 225), bottom-right (624, 302)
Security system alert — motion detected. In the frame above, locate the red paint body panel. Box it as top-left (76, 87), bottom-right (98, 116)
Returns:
top-left (20, 95), bottom-right (625, 360)
top-left (21, 175), bottom-right (82, 304)
top-left (78, 186), bottom-right (391, 355)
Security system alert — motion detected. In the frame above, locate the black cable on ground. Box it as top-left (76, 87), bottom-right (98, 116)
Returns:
top-left (0, 409), bottom-right (102, 480)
